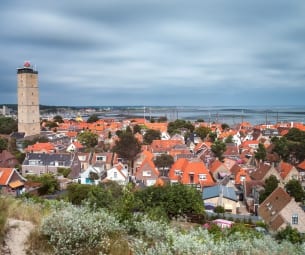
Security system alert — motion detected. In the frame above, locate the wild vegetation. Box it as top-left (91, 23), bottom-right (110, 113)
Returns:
top-left (1, 196), bottom-right (304, 255)
top-left (1, 181), bottom-right (305, 254)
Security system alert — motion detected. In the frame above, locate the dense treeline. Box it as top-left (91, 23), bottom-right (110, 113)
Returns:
top-left (66, 182), bottom-right (205, 222)
top-left (272, 128), bottom-right (305, 163)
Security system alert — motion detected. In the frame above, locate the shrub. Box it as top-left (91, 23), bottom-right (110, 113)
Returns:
top-left (0, 197), bottom-right (9, 243)
top-left (41, 204), bottom-right (126, 255)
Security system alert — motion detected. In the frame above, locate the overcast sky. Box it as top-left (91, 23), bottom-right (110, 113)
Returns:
top-left (1, 1), bottom-right (305, 107)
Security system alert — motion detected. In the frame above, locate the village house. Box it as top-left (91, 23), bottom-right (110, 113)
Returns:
top-left (25, 142), bottom-right (55, 153)
top-left (91, 152), bottom-right (116, 170)
top-left (168, 158), bottom-right (215, 188)
top-left (250, 163), bottom-right (281, 182)
top-left (277, 161), bottom-right (299, 185)
top-left (22, 152), bottom-right (81, 179)
top-left (135, 157), bottom-right (160, 186)
top-left (169, 144), bottom-right (192, 161)
top-left (104, 163), bottom-right (129, 185)
top-left (66, 140), bottom-right (84, 152)
top-left (0, 167), bottom-right (26, 196)
top-left (0, 150), bottom-right (19, 168)
top-left (258, 187), bottom-right (305, 233)
top-left (296, 160), bottom-right (305, 190)
top-left (243, 180), bottom-right (264, 214)
top-left (209, 159), bottom-right (231, 181)
top-left (77, 152), bottom-right (91, 170)
top-left (79, 164), bottom-right (106, 185)
top-left (202, 185), bottom-right (240, 213)
top-left (150, 139), bottom-right (184, 156)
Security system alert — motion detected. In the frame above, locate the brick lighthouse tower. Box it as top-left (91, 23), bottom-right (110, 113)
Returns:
top-left (17, 61), bottom-right (40, 137)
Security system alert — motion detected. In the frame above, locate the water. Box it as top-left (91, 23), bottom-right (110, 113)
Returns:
top-left (114, 105), bottom-right (305, 125)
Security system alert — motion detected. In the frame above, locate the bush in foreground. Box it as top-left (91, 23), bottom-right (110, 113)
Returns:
top-left (30, 202), bottom-right (305, 255)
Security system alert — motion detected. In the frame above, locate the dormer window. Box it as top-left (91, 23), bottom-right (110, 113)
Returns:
top-left (143, 171), bottom-right (151, 177)
top-left (96, 156), bottom-right (106, 161)
top-left (175, 170), bottom-right (182, 176)
top-left (199, 174), bottom-right (207, 180)
top-left (292, 214), bottom-right (298, 225)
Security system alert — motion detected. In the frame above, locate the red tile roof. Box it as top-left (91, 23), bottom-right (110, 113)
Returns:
top-left (235, 168), bottom-right (251, 185)
top-left (25, 142), bottom-right (55, 153)
top-left (297, 160), bottom-right (305, 171)
top-left (209, 160), bottom-right (225, 174)
top-left (0, 168), bottom-right (14, 186)
top-left (169, 159), bottom-right (214, 186)
top-left (151, 140), bottom-right (183, 153)
top-left (278, 161), bottom-right (293, 179)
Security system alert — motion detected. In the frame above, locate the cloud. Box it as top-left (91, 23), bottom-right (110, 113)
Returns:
top-left (0, 1), bottom-right (305, 106)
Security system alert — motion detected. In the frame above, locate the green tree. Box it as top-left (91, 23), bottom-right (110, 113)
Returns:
top-left (211, 139), bottom-right (226, 161)
top-left (272, 129), bottom-right (305, 163)
top-left (57, 167), bottom-right (71, 178)
top-left (196, 119), bottom-right (204, 123)
top-left (214, 205), bottom-right (225, 213)
top-left (125, 126), bottom-right (133, 134)
top-left (167, 119), bottom-right (194, 135)
top-left (255, 143), bottom-right (267, 162)
top-left (0, 117), bottom-right (17, 134)
top-left (87, 181), bottom-right (123, 210)
top-left (154, 154), bottom-right (174, 176)
top-left (195, 126), bottom-right (211, 140)
top-left (221, 123), bottom-right (230, 130)
top-left (276, 225), bottom-right (304, 244)
top-left (89, 171), bottom-right (99, 181)
top-left (208, 131), bottom-right (217, 142)
top-left (26, 174), bottom-right (59, 195)
top-left (134, 184), bottom-right (205, 219)
top-left (66, 183), bottom-right (93, 205)
top-left (53, 115), bottom-right (64, 123)
top-left (285, 179), bottom-right (305, 202)
top-left (133, 124), bottom-right (142, 134)
top-left (271, 137), bottom-right (290, 161)
top-left (225, 135), bottom-right (234, 144)
top-left (87, 114), bottom-right (99, 123)
top-left (285, 127), bottom-right (305, 142)
top-left (143, 129), bottom-right (161, 144)
top-left (0, 138), bottom-right (8, 152)
top-left (112, 131), bottom-right (141, 174)
top-left (77, 131), bottom-right (98, 149)
top-left (44, 121), bottom-right (58, 129)
top-left (259, 175), bottom-right (279, 203)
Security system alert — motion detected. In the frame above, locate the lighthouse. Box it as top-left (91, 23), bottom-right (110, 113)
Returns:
top-left (17, 61), bottom-right (40, 137)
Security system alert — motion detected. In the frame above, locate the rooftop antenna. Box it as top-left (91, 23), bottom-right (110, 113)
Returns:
top-left (265, 111), bottom-right (268, 125)
top-left (149, 107), bottom-right (151, 122)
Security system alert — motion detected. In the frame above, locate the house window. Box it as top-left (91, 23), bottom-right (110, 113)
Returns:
top-left (143, 171), bottom-right (151, 177)
top-left (199, 174), bottom-right (207, 180)
top-left (96, 156), bottom-right (105, 161)
top-left (175, 170), bottom-right (182, 176)
top-left (189, 174), bottom-right (194, 184)
top-left (292, 214), bottom-right (298, 225)
top-left (114, 172), bottom-right (117, 178)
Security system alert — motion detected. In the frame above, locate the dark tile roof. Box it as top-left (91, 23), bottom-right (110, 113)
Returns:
top-left (23, 153), bottom-right (74, 167)
top-left (258, 187), bottom-right (292, 231)
top-left (250, 163), bottom-right (271, 181)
